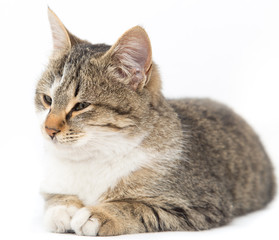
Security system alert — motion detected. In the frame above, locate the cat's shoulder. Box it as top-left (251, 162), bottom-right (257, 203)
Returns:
top-left (167, 98), bottom-right (232, 116)
top-left (167, 98), bottom-right (244, 129)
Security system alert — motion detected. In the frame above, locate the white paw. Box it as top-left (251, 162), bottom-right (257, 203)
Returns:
top-left (71, 207), bottom-right (100, 236)
top-left (44, 205), bottom-right (78, 233)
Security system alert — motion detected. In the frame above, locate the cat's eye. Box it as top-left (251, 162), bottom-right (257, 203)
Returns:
top-left (72, 102), bottom-right (91, 112)
top-left (43, 95), bottom-right (52, 106)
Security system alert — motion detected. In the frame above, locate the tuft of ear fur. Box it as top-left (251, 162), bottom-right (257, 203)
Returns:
top-left (105, 26), bottom-right (153, 91)
top-left (48, 8), bottom-right (82, 52)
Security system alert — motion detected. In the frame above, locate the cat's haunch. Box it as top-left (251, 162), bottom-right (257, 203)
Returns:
top-left (35, 8), bottom-right (276, 236)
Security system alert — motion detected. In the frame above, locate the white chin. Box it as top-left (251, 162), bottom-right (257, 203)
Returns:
top-left (44, 130), bottom-right (145, 163)
top-left (44, 139), bottom-right (91, 162)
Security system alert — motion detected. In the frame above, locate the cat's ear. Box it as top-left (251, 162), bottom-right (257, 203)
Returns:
top-left (47, 8), bottom-right (82, 52)
top-left (105, 26), bottom-right (152, 91)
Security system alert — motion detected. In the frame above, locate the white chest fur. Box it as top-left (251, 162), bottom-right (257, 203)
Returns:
top-left (40, 147), bottom-right (148, 206)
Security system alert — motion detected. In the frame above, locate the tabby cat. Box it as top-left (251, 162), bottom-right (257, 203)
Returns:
top-left (35, 9), bottom-right (276, 236)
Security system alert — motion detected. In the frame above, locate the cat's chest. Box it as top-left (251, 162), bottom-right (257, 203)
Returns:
top-left (40, 149), bottom-right (147, 205)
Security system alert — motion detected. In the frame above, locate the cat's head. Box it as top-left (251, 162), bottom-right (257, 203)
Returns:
top-left (35, 9), bottom-right (162, 161)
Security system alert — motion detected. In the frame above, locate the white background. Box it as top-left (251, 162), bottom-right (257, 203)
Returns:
top-left (0, 0), bottom-right (278, 239)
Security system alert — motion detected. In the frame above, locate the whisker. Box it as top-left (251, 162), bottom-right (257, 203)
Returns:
top-left (66, 132), bottom-right (76, 136)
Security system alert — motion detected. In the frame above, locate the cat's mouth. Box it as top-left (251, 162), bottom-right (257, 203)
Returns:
top-left (43, 127), bottom-right (86, 146)
top-left (50, 135), bottom-right (84, 145)
top-left (45, 136), bottom-right (67, 145)
top-left (49, 136), bottom-right (59, 144)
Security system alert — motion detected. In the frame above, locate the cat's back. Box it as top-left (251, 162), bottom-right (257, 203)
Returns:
top-left (168, 98), bottom-right (276, 216)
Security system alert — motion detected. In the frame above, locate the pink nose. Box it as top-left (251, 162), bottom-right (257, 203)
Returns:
top-left (45, 126), bottom-right (60, 139)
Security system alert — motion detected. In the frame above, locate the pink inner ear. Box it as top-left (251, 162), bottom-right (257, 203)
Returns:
top-left (129, 68), bottom-right (145, 90)
top-left (48, 8), bottom-right (71, 51)
top-left (117, 40), bottom-right (148, 69)
top-left (107, 26), bottom-right (152, 90)
top-left (114, 27), bottom-right (152, 74)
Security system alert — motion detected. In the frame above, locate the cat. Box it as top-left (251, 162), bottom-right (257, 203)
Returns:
top-left (35, 8), bottom-right (276, 236)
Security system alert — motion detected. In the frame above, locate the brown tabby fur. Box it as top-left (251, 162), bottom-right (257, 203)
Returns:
top-left (36, 9), bottom-right (276, 236)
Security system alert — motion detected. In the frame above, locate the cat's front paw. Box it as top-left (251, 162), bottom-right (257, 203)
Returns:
top-left (44, 205), bottom-right (79, 233)
top-left (71, 207), bottom-right (100, 236)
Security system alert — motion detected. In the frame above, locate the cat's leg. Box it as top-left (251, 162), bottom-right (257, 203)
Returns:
top-left (43, 194), bottom-right (84, 233)
top-left (70, 200), bottom-right (214, 236)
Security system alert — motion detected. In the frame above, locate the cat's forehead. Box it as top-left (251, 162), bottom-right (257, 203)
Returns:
top-left (49, 44), bottom-right (112, 104)
top-left (66, 43), bottom-right (111, 65)
top-left (55, 43), bottom-right (110, 86)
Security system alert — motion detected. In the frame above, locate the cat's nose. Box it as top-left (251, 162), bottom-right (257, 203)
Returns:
top-left (44, 112), bottom-right (65, 140)
top-left (45, 126), bottom-right (61, 139)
